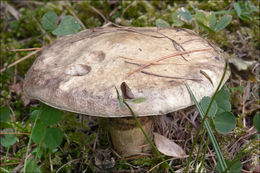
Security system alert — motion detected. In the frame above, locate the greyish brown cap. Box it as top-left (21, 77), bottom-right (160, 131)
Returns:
top-left (24, 27), bottom-right (229, 117)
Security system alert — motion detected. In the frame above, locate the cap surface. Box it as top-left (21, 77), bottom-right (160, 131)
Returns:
top-left (24, 27), bottom-right (229, 117)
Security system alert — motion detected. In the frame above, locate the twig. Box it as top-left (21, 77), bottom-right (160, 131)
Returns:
top-left (127, 48), bottom-right (212, 76)
top-left (49, 154), bottom-right (53, 172)
top-left (121, 1), bottom-right (136, 18)
top-left (0, 132), bottom-right (31, 135)
top-left (109, 6), bottom-right (119, 17)
top-left (0, 157), bottom-right (22, 161)
top-left (124, 154), bottom-right (151, 161)
top-left (11, 48), bottom-right (42, 52)
top-left (179, 110), bottom-right (198, 129)
top-left (147, 157), bottom-right (186, 173)
top-left (56, 159), bottom-right (81, 173)
top-left (31, 12), bottom-right (51, 42)
top-left (66, 6), bottom-right (86, 29)
top-left (141, 71), bottom-right (202, 81)
top-left (156, 30), bottom-right (187, 61)
top-left (89, 5), bottom-right (108, 23)
top-left (0, 162), bottom-right (23, 167)
top-left (122, 56), bottom-right (222, 68)
top-left (4, 2), bottom-right (21, 20)
top-left (119, 56), bottom-right (184, 65)
top-left (0, 49), bottom-right (41, 73)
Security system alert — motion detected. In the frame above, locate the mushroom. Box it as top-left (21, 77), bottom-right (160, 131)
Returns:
top-left (24, 27), bottom-right (229, 156)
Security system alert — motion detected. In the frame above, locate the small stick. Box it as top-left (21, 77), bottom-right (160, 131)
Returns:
top-left (0, 162), bottom-right (23, 167)
top-left (0, 132), bottom-right (31, 135)
top-left (11, 48), bottom-right (42, 51)
top-left (179, 110), bottom-right (198, 129)
top-left (141, 71), bottom-right (202, 81)
top-left (0, 49), bottom-right (41, 73)
top-left (89, 5), bottom-right (108, 23)
top-left (128, 47), bottom-right (212, 76)
top-left (66, 6), bottom-right (86, 29)
top-left (120, 56), bottom-right (186, 65)
top-left (0, 157), bottom-right (21, 161)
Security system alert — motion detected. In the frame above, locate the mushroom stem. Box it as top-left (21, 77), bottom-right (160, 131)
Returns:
top-left (109, 116), bottom-right (153, 156)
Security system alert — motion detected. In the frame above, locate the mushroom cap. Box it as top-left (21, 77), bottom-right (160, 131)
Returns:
top-left (24, 27), bottom-right (229, 117)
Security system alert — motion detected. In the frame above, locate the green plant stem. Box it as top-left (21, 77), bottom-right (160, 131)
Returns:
top-left (32, 143), bottom-right (42, 171)
top-left (185, 62), bottom-right (228, 172)
top-left (23, 110), bottom-right (40, 173)
top-left (193, 129), bottom-right (206, 172)
top-left (198, 135), bottom-right (210, 173)
top-left (4, 146), bottom-right (10, 163)
top-left (123, 101), bottom-right (175, 173)
top-left (0, 167), bottom-right (9, 173)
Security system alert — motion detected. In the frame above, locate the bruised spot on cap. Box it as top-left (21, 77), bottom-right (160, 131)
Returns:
top-left (92, 51), bottom-right (106, 62)
top-left (65, 64), bottom-right (91, 76)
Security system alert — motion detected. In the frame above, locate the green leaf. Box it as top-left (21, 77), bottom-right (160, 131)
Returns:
top-left (30, 110), bottom-right (40, 122)
top-left (41, 11), bottom-right (58, 31)
top-left (200, 96), bottom-right (217, 117)
top-left (214, 112), bottom-right (236, 134)
top-left (178, 8), bottom-right (192, 21)
top-left (115, 87), bottom-right (124, 110)
top-left (25, 158), bottom-right (42, 173)
top-left (171, 12), bottom-right (184, 27)
top-left (126, 97), bottom-right (147, 104)
top-left (155, 19), bottom-right (170, 27)
top-left (195, 10), bottom-right (207, 23)
top-left (0, 106), bottom-right (10, 122)
top-left (32, 121), bottom-right (47, 145)
top-left (215, 86), bottom-right (231, 115)
top-left (39, 106), bottom-right (62, 126)
top-left (44, 128), bottom-right (63, 150)
top-left (0, 130), bottom-right (18, 148)
top-left (52, 15), bottom-right (81, 36)
top-left (209, 12), bottom-right (216, 29)
top-left (32, 145), bottom-right (43, 159)
top-left (196, 20), bottom-right (215, 32)
top-left (239, 14), bottom-right (251, 22)
top-left (216, 159), bottom-right (242, 173)
top-left (253, 113), bottom-right (260, 132)
top-left (234, 2), bottom-right (241, 16)
top-left (214, 15), bottom-right (232, 32)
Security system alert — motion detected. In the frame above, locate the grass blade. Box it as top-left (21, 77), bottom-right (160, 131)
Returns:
top-left (23, 110), bottom-right (41, 172)
top-left (185, 62), bottom-right (228, 172)
top-left (194, 130), bottom-right (206, 171)
top-left (198, 135), bottom-right (210, 173)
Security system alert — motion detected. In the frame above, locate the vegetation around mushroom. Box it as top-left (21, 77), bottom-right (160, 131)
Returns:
top-left (0, 1), bottom-right (259, 172)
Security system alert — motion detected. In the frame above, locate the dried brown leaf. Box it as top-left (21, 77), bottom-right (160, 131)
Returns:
top-left (153, 132), bottom-right (186, 157)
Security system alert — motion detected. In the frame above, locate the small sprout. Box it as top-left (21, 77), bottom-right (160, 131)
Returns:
top-left (115, 87), bottom-right (124, 110)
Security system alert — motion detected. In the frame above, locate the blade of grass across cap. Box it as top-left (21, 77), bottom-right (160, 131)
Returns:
top-left (185, 62), bottom-right (228, 172)
top-left (122, 101), bottom-right (175, 173)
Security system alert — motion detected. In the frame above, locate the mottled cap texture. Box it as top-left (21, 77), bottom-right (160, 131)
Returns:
top-left (24, 27), bottom-right (229, 117)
